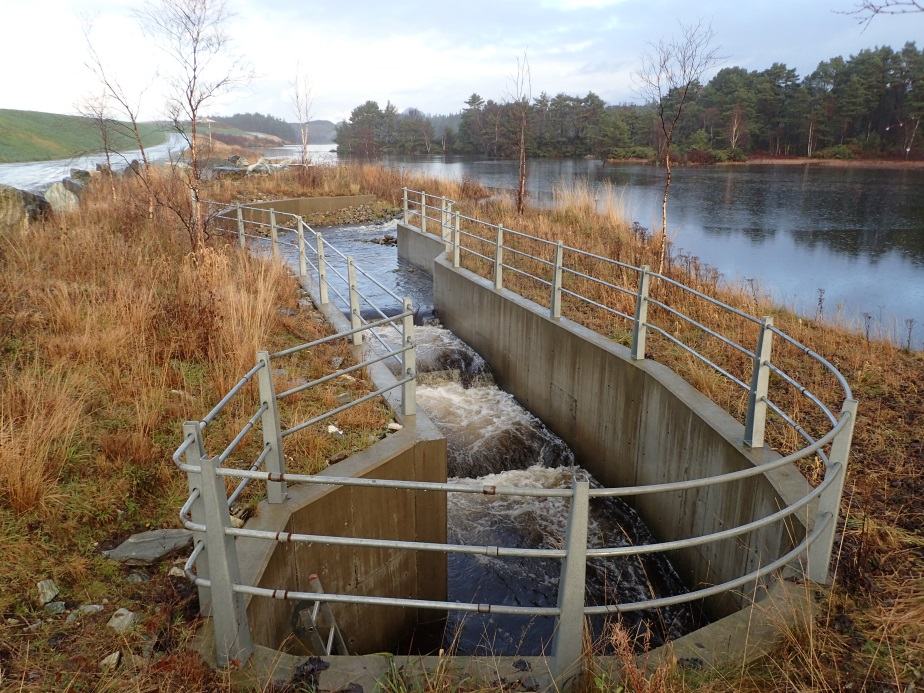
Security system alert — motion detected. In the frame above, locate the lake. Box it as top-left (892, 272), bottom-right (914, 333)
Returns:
top-left (373, 155), bottom-right (924, 348)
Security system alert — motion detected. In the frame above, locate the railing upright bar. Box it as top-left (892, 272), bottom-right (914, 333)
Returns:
top-left (808, 400), bottom-right (858, 583)
top-left (236, 205), bottom-right (245, 249)
top-left (551, 479), bottom-right (589, 686)
top-left (257, 350), bottom-right (287, 503)
top-left (297, 219), bottom-right (307, 278)
top-left (421, 191), bottom-right (427, 234)
top-left (197, 449), bottom-right (254, 667)
top-left (744, 317), bottom-right (774, 448)
top-left (494, 224), bottom-right (504, 291)
top-left (631, 265), bottom-right (651, 360)
top-left (402, 187), bottom-right (409, 225)
top-left (269, 208), bottom-right (279, 259)
top-left (316, 232), bottom-right (329, 305)
top-left (452, 212), bottom-right (461, 268)
top-left (551, 240), bottom-right (564, 319)
top-left (182, 422), bottom-right (211, 614)
top-left (402, 297), bottom-right (416, 417)
top-left (348, 258), bottom-right (363, 346)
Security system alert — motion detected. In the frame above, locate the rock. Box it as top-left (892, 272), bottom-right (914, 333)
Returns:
top-left (103, 529), bottom-right (192, 565)
top-left (227, 155), bottom-right (241, 164)
top-left (335, 392), bottom-right (352, 405)
top-left (65, 604), bottom-right (104, 623)
top-left (327, 424), bottom-right (344, 438)
top-left (70, 168), bottom-right (92, 184)
top-left (168, 566), bottom-right (187, 578)
top-left (126, 572), bottom-right (150, 583)
top-left (44, 181), bottom-right (80, 213)
top-left (37, 579), bottom-right (60, 605)
top-left (107, 608), bottom-right (140, 633)
top-left (328, 452), bottom-right (348, 464)
top-left (331, 357), bottom-right (344, 368)
top-left (96, 162), bottom-right (112, 175)
top-left (123, 160), bottom-right (142, 177)
top-left (0, 184), bottom-right (50, 227)
top-left (62, 177), bottom-right (86, 198)
top-left (229, 515), bottom-right (245, 529)
top-left (100, 650), bottom-right (121, 672)
top-left (44, 601), bottom-right (66, 615)
top-left (247, 162), bottom-right (272, 175)
top-left (387, 422), bottom-right (403, 431)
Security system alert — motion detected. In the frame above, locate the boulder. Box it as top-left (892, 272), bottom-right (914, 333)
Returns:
top-left (103, 528), bottom-right (192, 565)
top-left (0, 184), bottom-right (50, 227)
top-left (96, 162), bottom-right (112, 175)
top-left (70, 168), bottom-right (92, 184)
top-left (123, 159), bottom-right (142, 177)
top-left (62, 177), bottom-right (86, 198)
top-left (44, 182), bottom-right (80, 213)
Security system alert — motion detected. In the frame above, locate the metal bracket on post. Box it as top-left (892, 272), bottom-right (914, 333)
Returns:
top-left (494, 224), bottom-right (504, 291)
top-left (198, 451), bottom-right (254, 668)
top-left (296, 219), bottom-right (307, 278)
top-left (402, 187), bottom-right (409, 225)
top-left (744, 317), bottom-right (774, 448)
top-left (452, 212), bottom-right (461, 268)
top-left (182, 421), bottom-right (211, 615)
top-left (551, 240), bottom-right (564, 319)
top-left (316, 232), bottom-right (329, 305)
top-left (236, 205), bottom-right (245, 249)
top-left (421, 191), bottom-right (427, 235)
top-left (269, 208), bottom-right (279, 259)
top-left (551, 479), bottom-right (589, 687)
top-left (401, 298), bottom-right (416, 417)
top-left (631, 265), bottom-right (651, 360)
top-left (808, 399), bottom-right (858, 584)
top-left (347, 258), bottom-right (362, 346)
top-left (256, 351), bottom-right (287, 504)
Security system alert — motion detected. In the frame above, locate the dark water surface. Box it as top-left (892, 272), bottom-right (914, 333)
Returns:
top-left (378, 155), bottom-right (924, 346)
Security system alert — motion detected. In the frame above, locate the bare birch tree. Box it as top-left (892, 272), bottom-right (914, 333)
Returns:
top-left (75, 92), bottom-right (118, 200)
top-left (506, 52), bottom-right (532, 215)
top-left (137, 0), bottom-right (252, 247)
top-left (849, 0), bottom-right (923, 26)
top-left (290, 63), bottom-right (314, 169)
top-left (635, 20), bottom-right (720, 273)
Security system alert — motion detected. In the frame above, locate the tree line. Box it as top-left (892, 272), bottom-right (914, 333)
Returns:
top-left (334, 42), bottom-right (923, 161)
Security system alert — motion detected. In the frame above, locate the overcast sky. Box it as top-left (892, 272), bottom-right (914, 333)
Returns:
top-left (1, 0), bottom-right (920, 125)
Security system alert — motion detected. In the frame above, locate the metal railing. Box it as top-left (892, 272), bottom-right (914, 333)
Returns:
top-left (174, 193), bottom-right (857, 685)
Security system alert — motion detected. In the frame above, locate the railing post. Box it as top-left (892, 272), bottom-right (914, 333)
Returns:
top-left (256, 351), bottom-right (287, 504)
top-left (744, 317), bottom-right (774, 448)
top-left (441, 198), bottom-right (451, 248)
top-left (452, 212), bottom-right (461, 268)
top-left (182, 422), bottom-right (211, 615)
top-left (402, 187), bottom-right (409, 225)
top-left (401, 298), bottom-right (416, 417)
top-left (316, 232), bottom-right (329, 305)
top-left (550, 240), bottom-right (564, 319)
top-left (808, 399), bottom-right (858, 584)
top-left (236, 205), bottom-right (245, 249)
top-left (494, 224), bottom-right (504, 291)
top-left (296, 219), bottom-right (307, 278)
top-left (551, 479), bottom-right (589, 687)
top-left (269, 208), bottom-right (279, 259)
top-left (197, 444), bottom-right (254, 667)
top-left (421, 191), bottom-right (427, 235)
top-left (631, 265), bottom-right (651, 360)
top-left (348, 257), bottom-right (362, 346)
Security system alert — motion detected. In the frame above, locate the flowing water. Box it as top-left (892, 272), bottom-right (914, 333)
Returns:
top-left (277, 222), bottom-right (702, 656)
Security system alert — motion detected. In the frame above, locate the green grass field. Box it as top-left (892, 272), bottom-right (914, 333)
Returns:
top-left (0, 109), bottom-right (167, 163)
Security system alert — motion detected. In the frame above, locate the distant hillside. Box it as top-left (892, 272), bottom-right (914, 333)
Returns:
top-left (287, 119), bottom-right (337, 144)
top-left (0, 109), bottom-right (166, 164)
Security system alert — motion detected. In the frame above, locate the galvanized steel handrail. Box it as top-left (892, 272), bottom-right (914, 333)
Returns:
top-left (175, 190), bottom-right (857, 679)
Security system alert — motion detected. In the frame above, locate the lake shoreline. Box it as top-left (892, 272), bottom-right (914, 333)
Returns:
top-left (720, 156), bottom-right (924, 169)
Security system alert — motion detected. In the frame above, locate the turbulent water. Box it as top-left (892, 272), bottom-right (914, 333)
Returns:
top-left (281, 222), bottom-right (702, 656)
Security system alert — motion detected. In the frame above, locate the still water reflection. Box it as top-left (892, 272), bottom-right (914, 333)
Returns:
top-left (378, 155), bottom-right (924, 346)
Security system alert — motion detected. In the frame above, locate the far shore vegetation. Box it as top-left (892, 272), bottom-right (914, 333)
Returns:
top-left (0, 109), bottom-right (166, 164)
top-left (1, 151), bottom-right (921, 690)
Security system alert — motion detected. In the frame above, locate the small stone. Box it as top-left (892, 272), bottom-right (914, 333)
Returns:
top-left (229, 515), bottom-right (245, 529)
top-left (335, 392), bottom-right (352, 405)
top-left (169, 389), bottom-right (195, 401)
top-left (331, 357), bottom-right (344, 368)
top-left (328, 452), bottom-right (348, 464)
top-left (103, 529), bottom-right (192, 565)
top-left (337, 374), bottom-right (356, 383)
top-left (327, 424), bottom-right (344, 437)
top-left (126, 572), bottom-right (150, 583)
top-left (107, 608), bottom-right (140, 634)
top-left (387, 422), bottom-right (403, 431)
top-left (100, 651), bottom-right (121, 672)
top-left (44, 601), bottom-right (66, 615)
top-left (38, 579), bottom-right (60, 605)
top-left (168, 567), bottom-right (186, 578)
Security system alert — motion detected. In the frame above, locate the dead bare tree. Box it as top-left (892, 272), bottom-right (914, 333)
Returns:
top-left (847, 0), bottom-right (924, 26)
top-left (290, 63), bottom-right (314, 169)
top-left (75, 92), bottom-right (117, 200)
top-left (635, 20), bottom-right (721, 273)
top-left (506, 51), bottom-right (532, 215)
top-left (137, 0), bottom-right (252, 247)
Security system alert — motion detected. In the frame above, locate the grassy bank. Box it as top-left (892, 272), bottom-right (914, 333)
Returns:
top-left (0, 161), bottom-right (920, 691)
top-left (0, 109), bottom-right (166, 164)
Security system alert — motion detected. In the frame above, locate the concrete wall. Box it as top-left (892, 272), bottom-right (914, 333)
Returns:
top-left (398, 222), bottom-right (447, 275)
top-left (237, 423), bottom-right (447, 655)
top-left (398, 223), bottom-right (812, 618)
